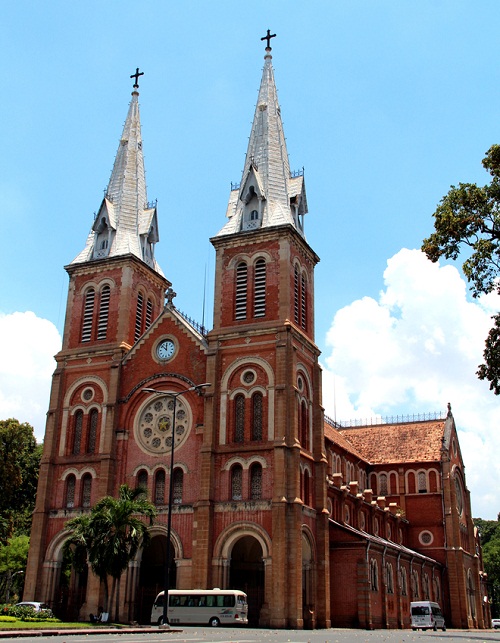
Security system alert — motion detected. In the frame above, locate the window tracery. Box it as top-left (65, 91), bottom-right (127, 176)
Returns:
top-left (231, 465), bottom-right (243, 500)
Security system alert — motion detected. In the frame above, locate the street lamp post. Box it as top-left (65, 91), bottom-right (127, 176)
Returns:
top-left (142, 382), bottom-right (210, 627)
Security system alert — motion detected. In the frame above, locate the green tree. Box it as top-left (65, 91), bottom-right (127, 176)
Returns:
top-left (0, 535), bottom-right (30, 601)
top-left (65, 484), bottom-right (156, 622)
top-left (0, 419), bottom-right (42, 541)
top-left (422, 145), bottom-right (500, 393)
top-left (475, 515), bottom-right (500, 617)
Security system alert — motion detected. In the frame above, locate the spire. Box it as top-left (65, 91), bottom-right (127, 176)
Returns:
top-left (71, 71), bottom-right (163, 275)
top-left (217, 32), bottom-right (308, 238)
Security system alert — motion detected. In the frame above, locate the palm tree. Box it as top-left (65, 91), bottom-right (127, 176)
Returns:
top-left (64, 484), bottom-right (156, 621)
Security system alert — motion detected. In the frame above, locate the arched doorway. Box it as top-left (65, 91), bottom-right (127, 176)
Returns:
top-left (136, 535), bottom-right (176, 624)
top-left (229, 536), bottom-right (264, 626)
top-left (302, 532), bottom-right (315, 629)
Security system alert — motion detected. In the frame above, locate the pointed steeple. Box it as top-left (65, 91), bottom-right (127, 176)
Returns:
top-left (71, 73), bottom-right (163, 275)
top-left (217, 33), bottom-right (308, 238)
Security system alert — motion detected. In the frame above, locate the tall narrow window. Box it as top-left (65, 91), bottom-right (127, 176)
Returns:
top-left (87, 408), bottom-right (98, 454)
top-left (300, 400), bottom-right (308, 447)
top-left (386, 564), bottom-right (394, 594)
top-left (145, 298), bottom-right (153, 330)
top-left (96, 285), bottom-right (110, 340)
top-left (418, 471), bottom-right (427, 493)
top-left (135, 292), bottom-right (144, 341)
top-left (231, 465), bottom-right (243, 500)
top-left (235, 262), bottom-right (248, 320)
top-left (250, 463), bottom-right (262, 499)
top-left (65, 475), bottom-right (76, 508)
top-left (251, 392), bottom-right (263, 441)
top-left (253, 258), bottom-right (266, 317)
top-left (81, 288), bottom-right (95, 342)
top-left (294, 266), bottom-right (300, 324)
top-left (173, 468), bottom-right (183, 504)
top-left (303, 469), bottom-right (310, 506)
top-left (155, 469), bottom-right (165, 505)
top-left (234, 394), bottom-right (245, 443)
top-left (137, 470), bottom-right (148, 493)
top-left (301, 274), bottom-right (307, 330)
top-left (82, 474), bottom-right (92, 508)
top-left (73, 410), bottom-right (83, 455)
top-left (379, 473), bottom-right (388, 496)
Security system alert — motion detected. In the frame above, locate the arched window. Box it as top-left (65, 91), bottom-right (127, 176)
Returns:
top-left (301, 274), bottom-right (307, 330)
top-left (231, 465), bottom-right (243, 501)
top-left (135, 292), bottom-right (144, 341)
top-left (253, 258), bottom-right (266, 317)
top-left (234, 394), bottom-right (245, 443)
top-left (303, 469), bottom-right (311, 506)
top-left (235, 262), bottom-right (248, 320)
top-left (96, 285), bottom-right (110, 340)
top-left (400, 567), bottom-right (408, 596)
top-left (87, 408), bottom-right (98, 454)
top-left (433, 577), bottom-right (440, 602)
top-left (251, 392), bottom-right (263, 441)
top-left (81, 288), bottom-right (96, 342)
top-left (386, 563), bottom-right (394, 594)
top-left (390, 472), bottom-right (398, 494)
top-left (300, 400), bottom-right (308, 447)
top-left (137, 469), bottom-right (148, 493)
top-left (65, 474), bottom-right (76, 509)
top-left (407, 471), bottom-right (416, 494)
top-left (418, 471), bottom-right (427, 493)
top-left (250, 463), bottom-right (262, 500)
top-left (294, 266), bottom-right (300, 325)
top-left (429, 470), bottom-right (438, 492)
top-left (81, 474), bottom-right (92, 508)
top-left (379, 473), bottom-right (388, 496)
top-left (467, 570), bottom-right (476, 618)
top-left (155, 470), bottom-right (166, 505)
top-left (72, 410), bottom-right (83, 455)
top-left (423, 572), bottom-right (430, 600)
top-left (145, 298), bottom-right (153, 330)
top-left (411, 570), bottom-right (419, 599)
top-left (370, 559), bottom-right (379, 591)
top-left (173, 468), bottom-right (183, 504)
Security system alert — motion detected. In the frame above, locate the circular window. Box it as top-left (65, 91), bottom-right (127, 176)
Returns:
top-left (419, 530), bottom-right (434, 546)
top-left (82, 387), bottom-right (94, 402)
top-left (242, 370), bottom-right (256, 385)
top-left (135, 393), bottom-right (192, 455)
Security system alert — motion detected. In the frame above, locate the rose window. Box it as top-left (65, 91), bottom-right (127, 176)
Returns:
top-left (136, 394), bottom-right (192, 454)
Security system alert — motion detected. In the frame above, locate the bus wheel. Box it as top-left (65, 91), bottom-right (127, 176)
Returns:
top-left (209, 617), bottom-right (220, 627)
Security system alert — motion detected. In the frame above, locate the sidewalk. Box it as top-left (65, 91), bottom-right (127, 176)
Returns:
top-left (0, 625), bottom-right (182, 638)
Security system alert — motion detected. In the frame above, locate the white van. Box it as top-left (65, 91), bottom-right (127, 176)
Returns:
top-left (410, 601), bottom-right (446, 631)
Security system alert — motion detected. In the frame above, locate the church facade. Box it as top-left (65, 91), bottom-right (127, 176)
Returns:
top-left (24, 39), bottom-right (489, 630)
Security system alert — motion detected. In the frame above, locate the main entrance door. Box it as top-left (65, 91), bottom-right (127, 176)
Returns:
top-left (136, 535), bottom-right (176, 624)
top-left (229, 535), bottom-right (264, 626)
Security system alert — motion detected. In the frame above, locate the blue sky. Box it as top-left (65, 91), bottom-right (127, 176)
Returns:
top-left (2, 1), bottom-right (500, 517)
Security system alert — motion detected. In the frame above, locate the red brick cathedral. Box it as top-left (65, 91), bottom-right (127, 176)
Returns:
top-left (25, 38), bottom-right (489, 629)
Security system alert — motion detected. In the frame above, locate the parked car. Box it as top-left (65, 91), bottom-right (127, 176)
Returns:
top-left (410, 601), bottom-right (446, 631)
top-left (15, 602), bottom-right (53, 616)
top-left (492, 618), bottom-right (500, 629)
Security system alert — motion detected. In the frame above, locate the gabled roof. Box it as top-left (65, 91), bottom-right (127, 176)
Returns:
top-left (324, 421), bottom-right (366, 460)
top-left (338, 420), bottom-right (446, 465)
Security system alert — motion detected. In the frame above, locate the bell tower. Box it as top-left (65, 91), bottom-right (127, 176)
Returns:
top-left (197, 35), bottom-right (330, 628)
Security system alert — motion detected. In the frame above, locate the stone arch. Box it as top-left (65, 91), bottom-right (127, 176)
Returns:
top-left (220, 357), bottom-right (275, 444)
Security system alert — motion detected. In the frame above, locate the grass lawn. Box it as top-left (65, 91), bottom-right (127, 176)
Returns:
top-left (0, 621), bottom-right (119, 630)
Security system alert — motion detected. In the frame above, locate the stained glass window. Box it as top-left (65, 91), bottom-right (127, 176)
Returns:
top-left (82, 474), bottom-right (92, 508)
top-left (173, 468), bottom-right (183, 504)
top-left (231, 465), bottom-right (242, 500)
top-left (250, 464), bottom-right (262, 499)
top-left (73, 410), bottom-right (83, 455)
top-left (66, 475), bottom-right (76, 508)
top-left (235, 394), bottom-right (245, 443)
top-left (155, 469), bottom-right (165, 505)
top-left (251, 392), bottom-right (263, 441)
top-left (88, 408), bottom-right (98, 453)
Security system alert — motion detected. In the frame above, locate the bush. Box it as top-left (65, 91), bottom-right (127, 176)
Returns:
top-left (0, 604), bottom-right (56, 621)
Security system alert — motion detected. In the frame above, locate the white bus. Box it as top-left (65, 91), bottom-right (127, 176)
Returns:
top-left (151, 589), bottom-right (248, 627)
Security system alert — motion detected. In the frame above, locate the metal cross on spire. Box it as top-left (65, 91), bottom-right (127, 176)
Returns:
top-left (130, 67), bottom-right (144, 89)
top-left (261, 29), bottom-right (276, 49)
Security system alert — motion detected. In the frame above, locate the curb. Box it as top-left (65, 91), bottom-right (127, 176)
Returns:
top-left (0, 627), bottom-right (182, 638)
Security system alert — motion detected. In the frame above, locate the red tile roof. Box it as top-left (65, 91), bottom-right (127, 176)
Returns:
top-left (341, 421), bottom-right (445, 464)
top-left (325, 420), bottom-right (445, 465)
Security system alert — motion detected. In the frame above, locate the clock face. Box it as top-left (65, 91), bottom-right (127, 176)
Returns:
top-left (157, 339), bottom-right (175, 360)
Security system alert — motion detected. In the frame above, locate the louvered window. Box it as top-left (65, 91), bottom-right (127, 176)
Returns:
top-left (231, 465), bottom-right (243, 500)
top-left (155, 469), bottom-right (165, 505)
top-left (250, 464), bottom-right (262, 500)
top-left (234, 394), bottom-right (245, 443)
top-left (96, 285), bottom-right (110, 340)
top-left (301, 274), bottom-right (307, 330)
top-left (294, 266), bottom-right (300, 324)
top-left (82, 474), bottom-right (92, 508)
top-left (251, 392), bottom-right (263, 441)
top-left (87, 408), bottom-right (98, 453)
top-left (81, 288), bottom-right (95, 342)
top-left (66, 475), bottom-right (76, 508)
top-left (173, 468), bottom-right (183, 504)
top-left (73, 410), bottom-right (83, 455)
top-left (254, 259), bottom-right (266, 317)
top-left (135, 292), bottom-right (144, 341)
top-left (145, 298), bottom-right (153, 330)
top-left (235, 262), bottom-right (248, 320)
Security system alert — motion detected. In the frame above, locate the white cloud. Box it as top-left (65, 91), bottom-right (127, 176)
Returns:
top-left (321, 248), bottom-right (500, 519)
top-left (0, 311), bottom-right (61, 441)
